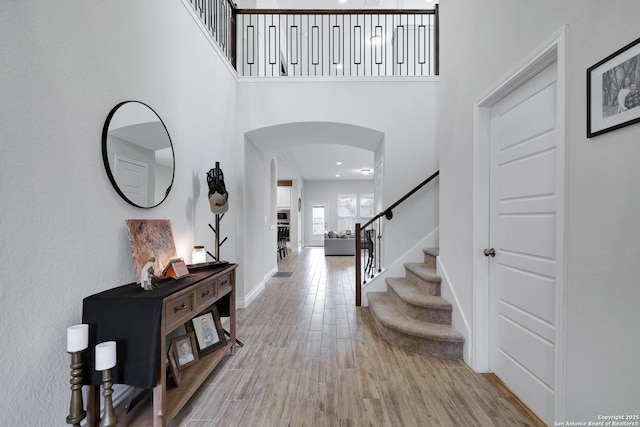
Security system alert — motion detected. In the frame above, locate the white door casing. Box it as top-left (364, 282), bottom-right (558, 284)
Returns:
top-left (472, 27), bottom-right (567, 423)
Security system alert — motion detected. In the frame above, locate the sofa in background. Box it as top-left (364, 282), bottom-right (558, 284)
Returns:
top-left (324, 231), bottom-right (355, 256)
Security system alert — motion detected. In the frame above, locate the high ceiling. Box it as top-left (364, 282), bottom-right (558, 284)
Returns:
top-left (238, 0), bottom-right (437, 181)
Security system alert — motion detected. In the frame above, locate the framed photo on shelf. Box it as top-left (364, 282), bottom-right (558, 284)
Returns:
top-left (185, 306), bottom-right (227, 357)
top-left (587, 36), bottom-right (640, 137)
top-left (168, 349), bottom-right (181, 387)
top-left (170, 332), bottom-right (199, 370)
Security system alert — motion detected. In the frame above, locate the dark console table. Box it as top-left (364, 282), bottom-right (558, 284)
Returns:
top-left (82, 263), bottom-right (237, 427)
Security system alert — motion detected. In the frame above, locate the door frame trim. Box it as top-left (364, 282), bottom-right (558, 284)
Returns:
top-left (471, 25), bottom-right (568, 421)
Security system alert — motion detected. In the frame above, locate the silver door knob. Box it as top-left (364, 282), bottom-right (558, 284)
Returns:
top-left (484, 248), bottom-right (496, 257)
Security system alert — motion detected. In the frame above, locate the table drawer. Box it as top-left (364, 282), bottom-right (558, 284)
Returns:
top-left (165, 292), bottom-right (195, 331)
top-left (217, 273), bottom-right (232, 296)
top-left (195, 279), bottom-right (217, 311)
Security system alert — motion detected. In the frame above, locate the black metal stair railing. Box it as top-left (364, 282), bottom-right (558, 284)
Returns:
top-left (355, 170), bottom-right (439, 306)
top-left (187, 0), bottom-right (236, 65)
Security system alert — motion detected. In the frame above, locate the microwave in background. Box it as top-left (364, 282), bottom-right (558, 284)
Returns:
top-left (277, 210), bottom-right (290, 224)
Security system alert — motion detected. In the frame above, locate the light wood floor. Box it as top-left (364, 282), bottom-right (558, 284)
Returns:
top-left (119, 248), bottom-right (545, 426)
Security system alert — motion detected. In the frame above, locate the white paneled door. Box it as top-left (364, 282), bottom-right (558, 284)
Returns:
top-left (115, 155), bottom-right (148, 207)
top-left (487, 61), bottom-right (561, 424)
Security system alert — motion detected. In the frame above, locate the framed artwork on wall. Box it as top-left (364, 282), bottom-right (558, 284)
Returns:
top-left (588, 36), bottom-right (640, 137)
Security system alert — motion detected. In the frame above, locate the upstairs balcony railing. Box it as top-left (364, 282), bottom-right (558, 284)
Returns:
top-left (188, 0), bottom-right (236, 64)
top-left (186, 0), bottom-right (439, 78)
top-left (236, 8), bottom-right (438, 77)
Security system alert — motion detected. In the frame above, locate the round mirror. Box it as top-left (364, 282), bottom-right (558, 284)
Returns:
top-left (102, 101), bottom-right (175, 208)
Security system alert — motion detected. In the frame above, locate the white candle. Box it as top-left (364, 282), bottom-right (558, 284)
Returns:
top-left (95, 341), bottom-right (117, 371)
top-left (67, 324), bottom-right (89, 352)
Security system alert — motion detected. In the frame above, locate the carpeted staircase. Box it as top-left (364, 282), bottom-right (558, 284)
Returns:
top-left (368, 248), bottom-right (464, 359)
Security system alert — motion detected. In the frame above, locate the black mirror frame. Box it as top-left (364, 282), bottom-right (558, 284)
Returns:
top-left (102, 101), bottom-right (175, 209)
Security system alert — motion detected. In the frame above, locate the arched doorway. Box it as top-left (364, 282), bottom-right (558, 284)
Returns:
top-left (241, 121), bottom-right (384, 304)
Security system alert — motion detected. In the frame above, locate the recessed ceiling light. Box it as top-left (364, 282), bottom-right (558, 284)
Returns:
top-left (335, 174), bottom-right (341, 178)
top-left (339, 0), bottom-right (347, 3)
top-left (336, 161), bottom-right (343, 165)
top-left (360, 169), bottom-right (371, 175)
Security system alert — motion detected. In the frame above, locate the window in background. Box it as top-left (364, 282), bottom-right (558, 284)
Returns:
top-left (337, 194), bottom-right (357, 233)
top-left (360, 194), bottom-right (374, 226)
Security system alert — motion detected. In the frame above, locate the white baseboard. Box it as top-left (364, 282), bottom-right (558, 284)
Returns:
top-left (237, 266), bottom-right (276, 308)
top-left (437, 257), bottom-right (472, 365)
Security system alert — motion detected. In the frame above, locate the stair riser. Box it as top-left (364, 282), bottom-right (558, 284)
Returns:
top-left (406, 270), bottom-right (441, 296)
top-left (371, 315), bottom-right (463, 360)
top-left (388, 286), bottom-right (452, 325)
top-left (423, 253), bottom-right (437, 268)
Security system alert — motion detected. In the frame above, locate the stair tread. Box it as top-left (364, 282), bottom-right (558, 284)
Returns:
top-left (368, 293), bottom-right (464, 343)
top-left (404, 262), bottom-right (442, 282)
top-left (387, 277), bottom-right (452, 309)
top-left (422, 248), bottom-right (439, 257)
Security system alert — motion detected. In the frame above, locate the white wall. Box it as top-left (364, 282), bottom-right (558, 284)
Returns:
top-left (303, 180), bottom-right (375, 246)
top-left (292, 180), bottom-right (304, 252)
top-left (438, 0), bottom-right (640, 421)
top-left (0, 1), bottom-right (237, 424)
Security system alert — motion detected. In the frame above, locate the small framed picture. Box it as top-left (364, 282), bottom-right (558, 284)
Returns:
top-left (185, 306), bottom-right (227, 357)
top-left (167, 349), bottom-right (181, 387)
top-left (170, 332), bottom-right (199, 370)
top-left (587, 36), bottom-right (640, 137)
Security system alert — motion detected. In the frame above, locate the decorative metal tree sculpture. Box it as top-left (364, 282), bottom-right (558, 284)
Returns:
top-left (206, 162), bottom-right (228, 263)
